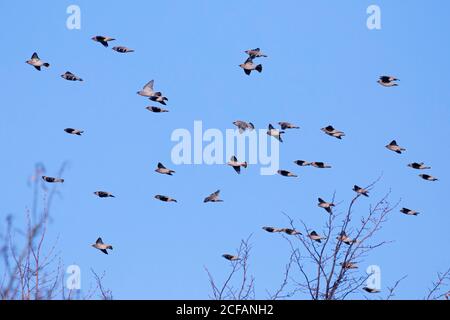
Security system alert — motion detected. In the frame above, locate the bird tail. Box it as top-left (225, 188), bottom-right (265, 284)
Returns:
top-left (60, 179), bottom-right (65, 183)
top-left (255, 64), bottom-right (263, 73)
top-left (107, 245), bottom-right (113, 250)
top-left (76, 131), bottom-right (84, 136)
top-left (243, 162), bottom-right (248, 168)
top-left (424, 166), bottom-right (431, 170)
top-left (43, 63), bottom-right (50, 67)
top-left (128, 49), bottom-right (135, 53)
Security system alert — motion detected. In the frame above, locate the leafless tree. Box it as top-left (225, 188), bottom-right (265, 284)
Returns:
top-left (0, 163), bottom-right (112, 300)
top-left (425, 267), bottom-right (450, 300)
top-left (205, 235), bottom-right (255, 300)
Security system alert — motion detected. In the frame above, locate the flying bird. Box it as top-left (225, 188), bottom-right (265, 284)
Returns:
top-left (137, 80), bottom-right (157, 97)
top-left (318, 198), bottom-right (335, 214)
top-left (277, 170), bottom-right (297, 177)
top-left (363, 287), bottom-right (381, 293)
top-left (282, 228), bottom-right (302, 236)
top-left (245, 48), bottom-right (268, 59)
top-left (26, 52), bottom-right (50, 71)
top-left (155, 162), bottom-right (175, 175)
top-left (386, 140), bottom-right (406, 154)
top-left (419, 174), bottom-right (438, 181)
top-left (112, 46), bottom-right (134, 53)
top-left (91, 237), bottom-right (113, 255)
top-left (310, 162), bottom-right (331, 169)
top-left (239, 57), bottom-right (262, 75)
top-left (262, 226), bottom-right (283, 233)
top-left (149, 93), bottom-right (169, 105)
top-left (155, 195), bottom-right (177, 203)
top-left (222, 254), bottom-right (240, 261)
top-left (204, 190), bottom-right (223, 203)
top-left (337, 232), bottom-right (357, 245)
top-left (91, 36), bottom-right (115, 47)
top-left (227, 156), bottom-right (247, 174)
top-left (42, 176), bottom-right (64, 183)
top-left (278, 122), bottom-right (299, 130)
top-left (267, 124), bottom-right (284, 142)
top-left (400, 208), bottom-right (420, 216)
top-left (341, 262), bottom-right (358, 269)
top-left (321, 125), bottom-right (345, 139)
top-left (146, 106), bottom-right (169, 113)
top-left (294, 160), bottom-right (311, 167)
top-left (94, 191), bottom-right (115, 198)
top-left (378, 76), bottom-right (399, 87)
top-left (61, 71), bottom-right (83, 81)
top-left (408, 162), bottom-right (431, 170)
top-left (308, 231), bottom-right (326, 243)
top-left (233, 120), bottom-right (255, 133)
top-left (353, 185), bottom-right (369, 197)
top-left (64, 128), bottom-right (83, 136)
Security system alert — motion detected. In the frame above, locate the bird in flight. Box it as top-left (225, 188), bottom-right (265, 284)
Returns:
top-left (262, 226), bottom-right (284, 233)
top-left (277, 170), bottom-right (297, 177)
top-left (61, 71), bottom-right (83, 81)
top-left (337, 231), bottom-right (357, 245)
top-left (419, 174), bottom-right (438, 181)
top-left (282, 228), bottom-right (302, 235)
top-left (267, 124), bottom-right (284, 142)
top-left (222, 254), bottom-right (240, 261)
top-left (294, 160), bottom-right (311, 167)
top-left (26, 52), bottom-right (50, 71)
top-left (318, 198), bottom-right (335, 214)
top-left (155, 162), bottom-right (175, 176)
top-left (353, 185), bottom-right (369, 197)
top-left (227, 156), bottom-right (247, 174)
top-left (94, 191), bottom-right (115, 198)
top-left (363, 287), bottom-right (381, 293)
top-left (42, 176), bottom-right (64, 183)
top-left (233, 120), bottom-right (255, 133)
top-left (204, 190), bottom-right (223, 203)
top-left (278, 122), bottom-right (299, 130)
top-left (308, 231), bottom-right (326, 243)
top-left (378, 75), bottom-right (399, 87)
top-left (91, 237), bottom-right (113, 255)
top-left (310, 162), bottom-right (332, 169)
top-left (155, 195), bottom-right (177, 203)
top-left (112, 46), bottom-right (134, 53)
top-left (245, 48), bottom-right (268, 59)
top-left (400, 208), bottom-right (420, 216)
top-left (386, 140), bottom-right (406, 154)
top-left (408, 162), bottom-right (431, 170)
top-left (146, 106), bottom-right (169, 113)
top-left (321, 125), bottom-right (345, 140)
top-left (239, 57), bottom-right (262, 75)
top-left (64, 128), bottom-right (84, 136)
top-left (341, 262), bottom-right (358, 269)
top-left (91, 36), bottom-right (116, 47)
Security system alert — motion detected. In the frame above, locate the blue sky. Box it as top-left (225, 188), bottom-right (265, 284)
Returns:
top-left (0, 0), bottom-right (449, 299)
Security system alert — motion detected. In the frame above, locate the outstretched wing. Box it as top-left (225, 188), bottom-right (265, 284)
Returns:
top-left (157, 162), bottom-right (166, 169)
top-left (96, 237), bottom-right (103, 244)
top-left (143, 80), bottom-right (154, 90)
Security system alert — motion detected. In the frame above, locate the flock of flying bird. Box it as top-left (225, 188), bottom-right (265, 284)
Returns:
top-left (26, 36), bottom-right (438, 293)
